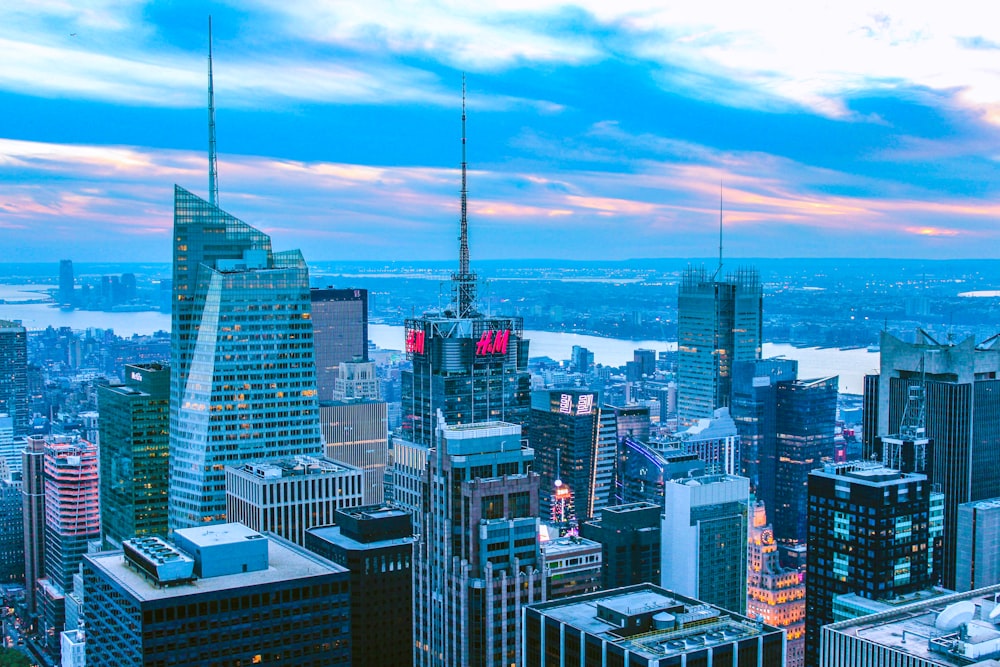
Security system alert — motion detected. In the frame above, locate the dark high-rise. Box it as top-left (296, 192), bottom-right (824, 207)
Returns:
top-left (677, 266), bottom-right (762, 426)
top-left (0, 320), bottom-right (28, 435)
top-left (580, 502), bottom-right (662, 589)
top-left (615, 436), bottom-right (704, 506)
top-left (525, 388), bottom-right (600, 521)
top-left (306, 505), bottom-right (415, 667)
top-left (58, 260), bottom-right (74, 308)
top-left (772, 376), bottom-right (838, 545)
top-left (98, 362), bottom-right (170, 548)
top-left (805, 461), bottom-right (943, 667)
top-left (311, 287), bottom-right (368, 401)
top-left (865, 330), bottom-right (1000, 588)
top-left (731, 357), bottom-right (799, 493)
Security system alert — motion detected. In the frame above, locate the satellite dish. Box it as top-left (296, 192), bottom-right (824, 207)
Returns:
top-left (936, 601), bottom-right (977, 632)
top-left (989, 604), bottom-right (1000, 624)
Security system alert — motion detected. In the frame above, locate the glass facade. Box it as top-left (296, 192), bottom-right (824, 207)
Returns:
top-left (773, 376), bottom-right (838, 545)
top-left (0, 321), bottom-right (28, 435)
top-left (310, 287), bottom-right (368, 402)
top-left (677, 267), bottom-right (762, 426)
top-left (169, 186), bottom-right (322, 530)
top-left (98, 362), bottom-right (170, 548)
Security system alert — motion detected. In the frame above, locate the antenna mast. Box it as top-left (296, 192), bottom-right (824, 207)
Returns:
top-left (208, 16), bottom-right (219, 207)
top-left (452, 74), bottom-right (477, 317)
top-left (712, 179), bottom-right (724, 280)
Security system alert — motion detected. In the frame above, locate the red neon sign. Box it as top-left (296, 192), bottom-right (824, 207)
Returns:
top-left (406, 330), bottom-right (426, 354)
top-left (476, 329), bottom-right (510, 356)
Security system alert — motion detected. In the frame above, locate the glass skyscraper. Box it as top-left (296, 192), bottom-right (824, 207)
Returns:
top-left (310, 287), bottom-right (368, 402)
top-left (168, 186), bottom-right (322, 530)
top-left (677, 267), bottom-right (762, 426)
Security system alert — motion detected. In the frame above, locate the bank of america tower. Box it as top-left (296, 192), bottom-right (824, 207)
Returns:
top-left (168, 29), bottom-right (322, 530)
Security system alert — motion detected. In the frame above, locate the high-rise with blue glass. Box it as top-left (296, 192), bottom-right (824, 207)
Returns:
top-left (168, 187), bottom-right (322, 530)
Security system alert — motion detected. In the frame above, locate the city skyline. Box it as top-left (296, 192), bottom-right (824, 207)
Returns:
top-left (2, 2), bottom-right (1000, 262)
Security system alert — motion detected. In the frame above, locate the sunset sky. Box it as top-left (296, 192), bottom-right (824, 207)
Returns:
top-left (3, 1), bottom-right (1000, 262)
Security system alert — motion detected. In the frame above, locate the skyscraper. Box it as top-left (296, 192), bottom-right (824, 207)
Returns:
top-left (747, 502), bottom-right (806, 667)
top-left (21, 435), bottom-right (45, 614)
top-left (320, 359), bottom-right (389, 503)
top-left (731, 357), bottom-right (799, 492)
top-left (0, 320), bottom-right (28, 435)
top-left (310, 287), bottom-right (368, 401)
top-left (168, 29), bottom-right (323, 530)
top-left (956, 497), bottom-right (1000, 591)
top-left (98, 362), bottom-right (170, 548)
top-left (661, 471), bottom-right (750, 614)
top-left (305, 505), bottom-right (416, 667)
top-left (413, 416), bottom-right (546, 667)
top-left (58, 260), bottom-right (74, 308)
top-left (772, 376), bottom-right (838, 545)
top-left (525, 388), bottom-right (600, 522)
top-left (676, 267), bottom-right (762, 426)
top-left (399, 85), bottom-right (530, 447)
top-left (169, 187), bottom-right (322, 529)
top-left (866, 330), bottom-right (1000, 588)
top-left (580, 502), bottom-right (662, 589)
top-left (0, 472), bottom-right (24, 584)
top-left (805, 461), bottom-right (943, 666)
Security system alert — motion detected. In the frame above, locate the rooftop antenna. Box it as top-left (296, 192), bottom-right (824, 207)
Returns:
top-left (712, 179), bottom-right (724, 280)
top-left (452, 74), bottom-right (477, 317)
top-left (207, 16), bottom-right (219, 207)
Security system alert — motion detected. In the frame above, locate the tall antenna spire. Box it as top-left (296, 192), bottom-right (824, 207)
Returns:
top-left (452, 74), bottom-right (477, 317)
top-left (207, 16), bottom-right (219, 207)
top-left (712, 179), bottom-right (724, 280)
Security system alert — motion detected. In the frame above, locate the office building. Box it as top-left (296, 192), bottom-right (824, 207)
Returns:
top-left (670, 406), bottom-right (740, 475)
top-left (746, 502), bottom-right (805, 667)
top-left (225, 455), bottom-right (364, 546)
top-left (523, 583), bottom-right (786, 667)
top-left (866, 330), bottom-right (1000, 588)
top-left (634, 348), bottom-right (657, 377)
top-left (83, 524), bottom-right (351, 667)
top-left (571, 345), bottom-right (593, 373)
top-left (98, 362), bottom-right (170, 548)
top-left (773, 376), bottom-right (838, 546)
top-left (306, 504), bottom-right (416, 667)
top-left (526, 389), bottom-right (600, 521)
top-left (820, 584), bottom-right (1000, 667)
top-left (661, 472), bottom-right (749, 615)
top-left (581, 502), bottom-right (661, 589)
top-left (615, 437), bottom-right (704, 507)
top-left (610, 403), bottom-right (651, 442)
top-left (806, 461), bottom-right (944, 666)
top-left (0, 472), bottom-right (24, 583)
top-left (0, 320), bottom-right (28, 435)
top-left (169, 186), bottom-right (323, 530)
top-left (43, 437), bottom-right (99, 593)
top-left (61, 628), bottom-right (85, 667)
top-left (413, 417), bottom-right (546, 667)
top-left (731, 357), bottom-right (799, 493)
top-left (22, 434), bottom-right (46, 614)
top-left (676, 266), bottom-right (762, 426)
top-left (0, 414), bottom-right (17, 476)
top-left (59, 259), bottom-right (75, 308)
top-left (540, 535), bottom-right (602, 600)
top-left (311, 287), bottom-right (368, 401)
top-left (592, 405), bottom-right (618, 514)
top-left (320, 359), bottom-right (389, 503)
top-left (956, 497), bottom-right (1000, 591)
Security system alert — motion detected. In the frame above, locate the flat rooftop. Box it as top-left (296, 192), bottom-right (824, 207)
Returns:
top-left (174, 522), bottom-right (266, 549)
top-left (531, 584), bottom-right (778, 661)
top-left (541, 536), bottom-right (601, 557)
top-left (307, 524), bottom-right (415, 552)
top-left (86, 536), bottom-right (346, 602)
top-left (825, 584), bottom-right (1000, 666)
top-left (232, 456), bottom-right (358, 479)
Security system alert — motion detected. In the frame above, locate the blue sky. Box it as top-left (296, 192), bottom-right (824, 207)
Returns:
top-left (2, 1), bottom-right (1000, 262)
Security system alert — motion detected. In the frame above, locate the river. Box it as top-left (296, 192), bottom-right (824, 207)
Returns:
top-left (0, 302), bottom-right (877, 394)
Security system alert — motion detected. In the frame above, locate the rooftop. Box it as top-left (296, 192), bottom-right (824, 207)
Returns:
top-left (530, 584), bottom-right (778, 661)
top-left (232, 455), bottom-right (358, 479)
top-left (825, 584), bottom-right (1000, 666)
top-left (85, 534), bottom-right (346, 602)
